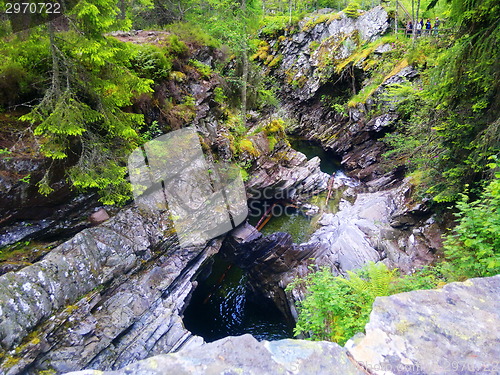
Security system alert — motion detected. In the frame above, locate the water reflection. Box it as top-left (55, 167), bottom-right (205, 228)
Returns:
top-left (183, 255), bottom-right (293, 342)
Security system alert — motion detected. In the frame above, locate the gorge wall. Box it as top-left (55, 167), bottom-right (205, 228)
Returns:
top-left (0, 6), bottom-right (488, 375)
top-left (65, 275), bottom-right (500, 375)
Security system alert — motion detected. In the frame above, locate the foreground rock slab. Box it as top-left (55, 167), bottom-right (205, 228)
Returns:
top-left (65, 334), bottom-right (364, 375)
top-left (348, 275), bottom-right (500, 375)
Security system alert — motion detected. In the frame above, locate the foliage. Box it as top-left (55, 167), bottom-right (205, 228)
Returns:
top-left (343, 2), bottom-right (361, 18)
top-left (163, 22), bottom-right (219, 48)
top-left (0, 32), bottom-right (50, 109)
top-left (214, 87), bottom-right (227, 104)
top-left (189, 59), bottom-right (212, 79)
top-left (442, 169), bottom-right (500, 279)
top-left (259, 15), bottom-right (299, 37)
top-left (263, 118), bottom-right (285, 135)
top-left (14, 0), bottom-right (154, 204)
top-left (289, 262), bottom-right (445, 345)
top-left (289, 262), bottom-right (398, 344)
top-left (238, 138), bottom-right (259, 157)
top-left (380, 15), bottom-right (499, 203)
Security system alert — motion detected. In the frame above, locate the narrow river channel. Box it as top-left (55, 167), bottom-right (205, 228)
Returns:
top-left (183, 140), bottom-right (341, 341)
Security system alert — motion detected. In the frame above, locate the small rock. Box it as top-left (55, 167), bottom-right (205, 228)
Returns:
top-left (300, 203), bottom-right (320, 216)
top-left (89, 208), bottom-right (110, 224)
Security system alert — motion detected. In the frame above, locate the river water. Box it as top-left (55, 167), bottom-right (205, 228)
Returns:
top-left (183, 139), bottom-right (340, 341)
top-left (183, 255), bottom-right (293, 342)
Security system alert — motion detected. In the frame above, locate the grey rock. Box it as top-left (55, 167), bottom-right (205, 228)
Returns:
top-left (63, 277), bottom-right (500, 375)
top-left (276, 7), bottom-right (389, 102)
top-left (246, 144), bottom-right (330, 200)
top-left (348, 275), bottom-right (500, 375)
top-left (0, 197), bottom-right (220, 374)
top-left (374, 43), bottom-right (393, 54)
top-left (64, 334), bottom-right (364, 375)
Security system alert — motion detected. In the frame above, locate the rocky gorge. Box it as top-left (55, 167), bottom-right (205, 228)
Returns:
top-left (66, 275), bottom-right (500, 375)
top-left (0, 5), bottom-right (498, 375)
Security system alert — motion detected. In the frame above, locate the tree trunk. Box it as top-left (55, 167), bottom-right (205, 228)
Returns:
top-left (48, 20), bottom-right (61, 97)
top-left (395, 0), bottom-right (398, 35)
top-left (411, 0), bottom-right (415, 38)
top-left (413, 0), bottom-right (420, 41)
top-left (240, 0), bottom-right (248, 126)
top-left (119, 0), bottom-right (126, 20)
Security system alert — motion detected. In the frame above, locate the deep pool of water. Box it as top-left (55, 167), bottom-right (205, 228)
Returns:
top-left (289, 138), bottom-right (341, 175)
top-left (183, 255), bottom-right (293, 342)
top-left (183, 139), bottom-right (341, 342)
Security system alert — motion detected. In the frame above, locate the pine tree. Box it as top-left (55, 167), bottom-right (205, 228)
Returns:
top-left (20, 0), bottom-right (154, 204)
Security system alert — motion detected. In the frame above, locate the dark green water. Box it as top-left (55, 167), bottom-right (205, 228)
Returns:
top-left (249, 139), bottom-right (341, 243)
top-left (183, 139), bottom-right (340, 341)
top-left (183, 255), bottom-right (293, 342)
top-left (289, 138), bottom-right (341, 175)
top-left (260, 209), bottom-right (312, 244)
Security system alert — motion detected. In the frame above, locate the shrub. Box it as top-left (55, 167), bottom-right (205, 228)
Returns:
top-left (214, 87), bottom-right (227, 104)
top-left (164, 34), bottom-right (188, 56)
top-left (189, 59), bottom-right (212, 79)
top-left (238, 138), bottom-right (259, 157)
top-left (289, 262), bottom-right (397, 345)
top-left (289, 262), bottom-right (444, 345)
top-left (343, 2), bottom-right (361, 18)
top-left (131, 45), bottom-right (172, 80)
top-left (263, 118), bottom-right (285, 135)
top-left (443, 170), bottom-right (500, 279)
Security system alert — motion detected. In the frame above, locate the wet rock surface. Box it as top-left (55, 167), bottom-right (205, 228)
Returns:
top-left (304, 177), bottom-right (440, 274)
top-left (0, 193), bottom-right (103, 249)
top-left (222, 224), bottom-right (320, 321)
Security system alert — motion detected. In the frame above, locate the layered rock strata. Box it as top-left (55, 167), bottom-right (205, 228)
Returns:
top-left (0, 196), bottom-right (218, 374)
top-left (65, 275), bottom-right (500, 375)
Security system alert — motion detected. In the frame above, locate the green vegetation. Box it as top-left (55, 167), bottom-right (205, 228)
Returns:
top-left (289, 0), bottom-right (500, 335)
top-left (443, 169), bottom-right (500, 279)
top-left (380, 0), bottom-right (499, 204)
top-left (291, 166), bottom-right (499, 344)
top-left (343, 2), bottom-right (361, 18)
top-left (288, 262), bottom-right (444, 345)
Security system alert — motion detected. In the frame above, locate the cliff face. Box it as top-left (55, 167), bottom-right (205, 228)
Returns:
top-left (64, 275), bottom-right (500, 375)
top-left (0, 194), bottom-right (219, 374)
top-left (257, 6), bottom-right (418, 183)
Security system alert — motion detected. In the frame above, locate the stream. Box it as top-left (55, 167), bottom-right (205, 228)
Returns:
top-left (183, 254), bottom-right (294, 342)
top-left (183, 139), bottom-right (341, 342)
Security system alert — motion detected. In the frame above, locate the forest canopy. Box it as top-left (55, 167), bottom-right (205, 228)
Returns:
top-left (0, 0), bottom-right (498, 206)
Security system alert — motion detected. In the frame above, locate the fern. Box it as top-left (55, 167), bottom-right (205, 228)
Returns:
top-left (289, 262), bottom-right (438, 345)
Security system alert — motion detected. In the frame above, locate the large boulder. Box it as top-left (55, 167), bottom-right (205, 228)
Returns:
top-left (348, 275), bottom-right (500, 374)
top-left (296, 177), bottom-right (439, 276)
top-left (63, 334), bottom-right (364, 375)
